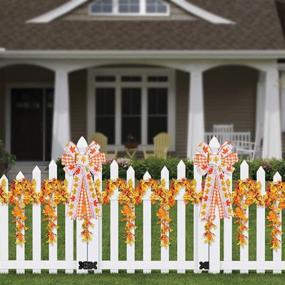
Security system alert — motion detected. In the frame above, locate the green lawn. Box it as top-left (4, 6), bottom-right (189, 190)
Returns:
top-left (2, 204), bottom-right (285, 284)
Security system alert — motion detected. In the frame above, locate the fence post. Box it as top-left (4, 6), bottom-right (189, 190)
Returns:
top-left (76, 137), bottom-right (89, 274)
top-left (65, 170), bottom-right (74, 273)
top-left (32, 166), bottom-right (41, 274)
top-left (240, 160), bottom-right (249, 274)
top-left (209, 138), bottom-right (221, 274)
top-left (110, 160), bottom-right (119, 273)
top-left (161, 166), bottom-right (169, 273)
top-left (176, 160), bottom-right (186, 274)
top-left (0, 175), bottom-right (8, 274)
top-left (49, 161), bottom-right (58, 274)
top-left (16, 171), bottom-right (25, 274)
top-left (127, 166), bottom-right (135, 274)
top-left (256, 167), bottom-right (266, 273)
top-left (143, 171), bottom-right (152, 274)
top-left (273, 172), bottom-right (282, 274)
top-left (194, 166), bottom-right (208, 273)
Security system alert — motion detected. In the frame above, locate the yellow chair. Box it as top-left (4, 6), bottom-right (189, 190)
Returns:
top-left (90, 132), bottom-right (117, 160)
top-left (144, 133), bottom-right (171, 159)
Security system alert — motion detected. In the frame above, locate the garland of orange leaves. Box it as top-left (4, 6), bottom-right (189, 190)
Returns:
top-left (39, 179), bottom-right (69, 244)
top-left (3, 177), bottom-right (285, 249)
top-left (9, 179), bottom-right (38, 244)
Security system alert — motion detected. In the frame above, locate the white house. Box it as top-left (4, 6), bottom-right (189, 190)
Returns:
top-left (1, 0), bottom-right (285, 164)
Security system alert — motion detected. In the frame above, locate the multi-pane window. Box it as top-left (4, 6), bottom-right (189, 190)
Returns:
top-left (95, 88), bottom-right (115, 144)
top-left (147, 88), bottom-right (168, 144)
top-left (122, 88), bottom-right (142, 144)
top-left (146, 0), bottom-right (168, 14)
top-left (92, 71), bottom-right (174, 148)
top-left (90, 0), bottom-right (169, 15)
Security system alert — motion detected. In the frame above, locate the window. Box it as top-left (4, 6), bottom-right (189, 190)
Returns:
top-left (90, 0), bottom-right (169, 15)
top-left (146, 0), bottom-right (168, 14)
top-left (147, 88), bottom-right (168, 144)
top-left (95, 88), bottom-right (115, 144)
top-left (89, 69), bottom-right (175, 150)
top-left (122, 88), bottom-right (141, 143)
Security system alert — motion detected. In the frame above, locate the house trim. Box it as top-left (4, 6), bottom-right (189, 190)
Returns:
top-left (1, 50), bottom-right (285, 60)
top-left (26, 0), bottom-right (233, 24)
top-left (87, 67), bottom-right (176, 152)
top-left (5, 83), bottom-right (54, 160)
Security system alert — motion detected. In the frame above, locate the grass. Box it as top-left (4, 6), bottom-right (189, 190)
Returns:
top-left (2, 203), bottom-right (285, 284)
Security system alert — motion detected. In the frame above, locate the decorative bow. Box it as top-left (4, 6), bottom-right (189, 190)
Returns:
top-left (61, 141), bottom-right (106, 220)
top-left (194, 140), bottom-right (238, 221)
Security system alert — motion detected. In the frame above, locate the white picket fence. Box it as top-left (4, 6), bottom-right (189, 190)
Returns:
top-left (0, 138), bottom-right (284, 274)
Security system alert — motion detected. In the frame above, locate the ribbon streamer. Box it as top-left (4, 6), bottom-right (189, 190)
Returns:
top-left (194, 140), bottom-right (238, 221)
top-left (62, 141), bottom-right (106, 220)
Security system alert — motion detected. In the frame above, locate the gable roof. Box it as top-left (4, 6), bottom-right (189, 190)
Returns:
top-left (27, 0), bottom-right (234, 24)
top-left (0, 0), bottom-right (284, 52)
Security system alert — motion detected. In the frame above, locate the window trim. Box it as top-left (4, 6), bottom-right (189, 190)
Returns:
top-left (88, 0), bottom-right (170, 16)
top-left (87, 68), bottom-right (176, 152)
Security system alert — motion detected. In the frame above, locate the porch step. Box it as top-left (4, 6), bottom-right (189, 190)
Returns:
top-left (7, 162), bottom-right (49, 180)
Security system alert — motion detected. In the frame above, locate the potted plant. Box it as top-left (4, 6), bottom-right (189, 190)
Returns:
top-left (124, 134), bottom-right (139, 149)
top-left (0, 140), bottom-right (16, 175)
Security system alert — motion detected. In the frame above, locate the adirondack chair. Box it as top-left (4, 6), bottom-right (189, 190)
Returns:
top-left (90, 132), bottom-right (118, 160)
top-left (144, 133), bottom-right (171, 159)
top-left (213, 124), bottom-right (234, 142)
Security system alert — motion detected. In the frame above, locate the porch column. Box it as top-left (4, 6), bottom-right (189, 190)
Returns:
top-left (187, 69), bottom-right (205, 159)
top-left (262, 65), bottom-right (282, 159)
top-left (52, 69), bottom-right (71, 160)
top-left (280, 70), bottom-right (285, 132)
top-left (255, 72), bottom-right (265, 155)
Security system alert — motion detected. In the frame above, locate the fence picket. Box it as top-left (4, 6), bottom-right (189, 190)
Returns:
top-left (240, 160), bottom-right (249, 274)
top-left (223, 172), bottom-right (233, 274)
top-left (0, 175), bottom-right (9, 274)
top-left (16, 171), bottom-right (25, 274)
top-left (126, 166), bottom-right (135, 273)
top-left (273, 172), bottom-right (282, 274)
top-left (65, 171), bottom-right (74, 274)
top-left (176, 160), bottom-right (186, 274)
top-left (161, 166), bottom-right (169, 274)
top-left (48, 161), bottom-right (58, 274)
top-left (194, 166), bottom-right (208, 273)
top-left (143, 171), bottom-right (152, 274)
top-left (110, 160), bottom-right (119, 273)
top-left (89, 171), bottom-right (102, 274)
top-left (256, 167), bottom-right (266, 274)
top-left (32, 166), bottom-right (41, 274)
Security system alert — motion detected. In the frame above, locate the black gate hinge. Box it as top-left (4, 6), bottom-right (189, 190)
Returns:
top-left (78, 261), bottom-right (98, 270)
top-left (199, 261), bottom-right (209, 271)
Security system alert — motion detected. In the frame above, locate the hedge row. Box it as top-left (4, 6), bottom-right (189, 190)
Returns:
top-left (57, 157), bottom-right (285, 182)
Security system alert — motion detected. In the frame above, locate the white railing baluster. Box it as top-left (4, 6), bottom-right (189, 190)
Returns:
top-left (126, 166), bottom-right (135, 274)
top-left (143, 171), bottom-right (152, 274)
top-left (110, 160), bottom-right (119, 273)
top-left (256, 167), bottom-right (265, 273)
top-left (240, 160), bottom-right (249, 274)
top-left (161, 166), bottom-right (169, 274)
top-left (273, 172), bottom-right (282, 274)
top-left (32, 166), bottom-right (41, 274)
top-left (0, 175), bottom-right (9, 274)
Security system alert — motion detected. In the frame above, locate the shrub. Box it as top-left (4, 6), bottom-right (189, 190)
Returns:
top-left (56, 157), bottom-right (285, 182)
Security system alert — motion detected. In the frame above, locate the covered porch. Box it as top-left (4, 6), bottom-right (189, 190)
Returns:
top-left (0, 58), bottom-right (282, 162)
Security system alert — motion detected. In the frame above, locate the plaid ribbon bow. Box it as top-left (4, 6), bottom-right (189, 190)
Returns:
top-left (194, 141), bottom-right (238, 221)
top-left (61, 141), bottom-right (106, 220)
